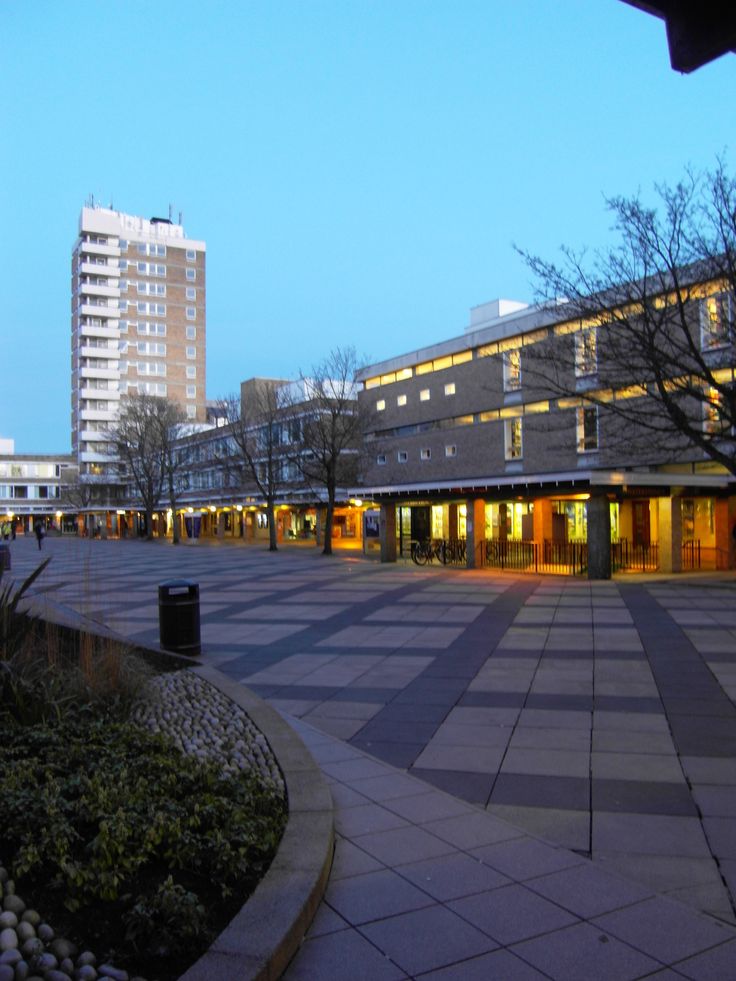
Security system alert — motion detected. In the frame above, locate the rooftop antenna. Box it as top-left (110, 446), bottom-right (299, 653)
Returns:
top-left (168, 203), bottom-right (172, 221)
top-left (178, 210), bottom-right (183, 225)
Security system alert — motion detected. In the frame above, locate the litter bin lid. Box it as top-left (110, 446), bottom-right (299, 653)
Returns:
top-left (160, 579), bottom-right (197, 588)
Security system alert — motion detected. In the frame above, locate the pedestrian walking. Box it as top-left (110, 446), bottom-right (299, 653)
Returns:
top-left (34, 521), bottom-right (45, 550)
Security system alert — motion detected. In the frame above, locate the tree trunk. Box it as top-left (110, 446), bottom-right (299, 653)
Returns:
top-left (169, 481), bottom-right (180, 545)
top-left (267, 500), bottom-right (278, 551)
top-left (322, 495), bottom-right (335, 556)
top-left (145, 507), bottom-right (154, 541)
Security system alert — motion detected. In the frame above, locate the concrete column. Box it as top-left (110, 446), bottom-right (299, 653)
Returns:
top-left (465, 498), bottom-right (486, 569)
top-left (379, 503), bottom-right (397, 563)
top-left (532, 498), bottom-right (552, 546)
top-left (447, 503), bottom-right (458, 540)
top-left (714, 497), bottom-right (735, 570)
top-left (587, 494), bottom-right (611, 580)
top-left (498, 503), bottom-right (508, 541)
top-left (658, 496), bottom-right (682, 574)
top-left (315, 507), bottom-right (326, 548)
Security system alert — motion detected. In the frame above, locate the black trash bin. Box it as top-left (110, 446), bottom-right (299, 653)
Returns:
top-left (158, 580), bottom-right (201, 656)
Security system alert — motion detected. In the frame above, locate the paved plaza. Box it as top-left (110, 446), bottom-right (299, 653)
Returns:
top-left (6, 534), bottom-right (736, 978)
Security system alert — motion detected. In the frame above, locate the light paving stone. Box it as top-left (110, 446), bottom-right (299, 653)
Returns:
top-left (486, 805), bottom-right (590, 852)
top-left (282, 926), bottom-right (408, 980)
top-left (325, 868), bottom-right (435, 925)
top-left (591, 752), bottom-right (686, 783)
top-left (398, 852), bottom-right (511, 902)
top-left (592, 813), bottom-right (712, 858)
top-left (592, 730), bottom-right (677, 754)
top-left (593, 711), bottom-right (670, 733)
top-left (592, 896), bottom-right (735, 963)
top-left (525, 861), bottom-right (652, 918)
top-left (444, 706), bottom-right (520, 727)
top-left (360, 905), bottom-right (497, 977)
top-left (510, 921), bottom-right (660, 981)
top-left (501, 747), bottom-right (590, 779)
top-left (509, 727), bottom-right (590, 751)
top-left (413, 743), bottom-right (506, 773)
top-left (429, 723), bottom-right (518, 748)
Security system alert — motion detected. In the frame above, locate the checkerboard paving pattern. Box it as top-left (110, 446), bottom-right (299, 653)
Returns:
top-left (9, 535), bottom-right (736, 927)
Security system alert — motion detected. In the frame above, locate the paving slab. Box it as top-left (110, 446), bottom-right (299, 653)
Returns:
top-left (7, 537), bottom-right (736, 978)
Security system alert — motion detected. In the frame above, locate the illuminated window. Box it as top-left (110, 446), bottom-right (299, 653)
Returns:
top-left (420, 388), bottom-right (430, 401)
top-left (703, 388), bottom-right (729, 434)
top-left (575, 327), bottom-right (597, 376)
top-left (701, 293), bottom-right (733, 350)
top-left (503, 349), bottom-right (521, 391)
top-left (397, 394), bottom-right (407, 406)
top-left (445, 444), bottom-right (457, 457)
top-left (505, 417), bottom-right (523, 460)
top-left (444, 382), bottom-right (456, 396)
top-left (376, 399), bottom-right (386, 411)
top-left (420, 448), bottom-right (431, 460)
top-left (576, 406), bottom-right (599, 452)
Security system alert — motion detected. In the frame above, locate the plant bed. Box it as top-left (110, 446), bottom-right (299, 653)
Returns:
top-left (0, 563), bottom-right (289, 981)
top-left (1, 714), bottom-right (287, 980)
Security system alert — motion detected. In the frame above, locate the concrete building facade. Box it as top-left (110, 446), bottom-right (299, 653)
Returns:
top-left (71, 205), bottom-right (206, 483)
top-left (355, 289), bottom-right (736, 577)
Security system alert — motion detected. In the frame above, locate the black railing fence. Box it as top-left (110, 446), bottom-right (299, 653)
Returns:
top-left (405, 536), bottom-right (704, 575)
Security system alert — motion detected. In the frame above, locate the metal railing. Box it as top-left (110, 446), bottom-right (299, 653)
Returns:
top-left (681, 539), bottom-right (701, 570)
top-left (476, 539), bottom-right (540, 573)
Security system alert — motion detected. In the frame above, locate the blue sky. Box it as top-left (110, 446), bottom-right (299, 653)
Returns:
top-left (1, 1), bottom-right (734, 452)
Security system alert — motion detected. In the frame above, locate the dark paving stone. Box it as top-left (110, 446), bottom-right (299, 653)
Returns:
top-left (665, 697), bottom-right (736, 718)
top-left (404, 677), bottom-right (471, 697)
top-left (370, 703), bottom-right (451, 724)
top-left (329, 688), bottom-right (396, 703)
top-left (350, 741), bottom-right (426, 769)
top-left (592, 779), bottom-right (698, 816)
top-left (410, 768), bottom-right (494, 805)
top-left (353, 721), bottom-right (440, 744)
top-left (392, 688), bottom-right (462, 706)
top-left (489, 774), bottom-right (590, 811)
top-left (525, 693), bottom-right (594, 711)
top-left (266, 684), bottom-right (342, 701)
top-left (620, 584), bottom-right (736, 764)
top-left (668, 716), bottom-right (736, 757)
top-left (593, 695), bottom-right (663, 713)
top-left (459, 691), bottom-right (527, 708)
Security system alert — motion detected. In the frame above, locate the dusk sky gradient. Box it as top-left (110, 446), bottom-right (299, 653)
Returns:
top-left (1, 1), bottom-right (734, 452)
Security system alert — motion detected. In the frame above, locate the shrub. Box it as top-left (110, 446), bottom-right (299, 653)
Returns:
top-left (2, 713), bottom-right (287, 976)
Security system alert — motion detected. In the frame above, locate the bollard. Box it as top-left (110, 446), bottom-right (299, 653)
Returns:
top-left (158, 580), bottom-right (201, 656)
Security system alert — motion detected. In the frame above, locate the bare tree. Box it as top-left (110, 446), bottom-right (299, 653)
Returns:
top-left (154, 400), bottom-right (190, 544)
top-left (289, 347), bottom-right (364, 555)
top-left (517, 162), bottom-right (736, 475)
top-left (110, 394), bottom-right (188, 540)
top-left (60, 472), bottom-right (97, 536)
top-left (218, 379), bottom-right (292, 551)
